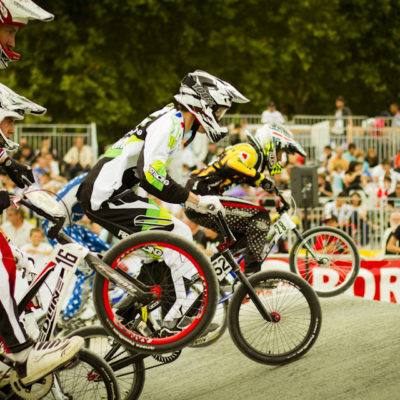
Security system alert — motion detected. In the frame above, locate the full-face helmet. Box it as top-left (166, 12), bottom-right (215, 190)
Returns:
top-left (254, 123), bottom-right (307, 175)
top-left (0, 0), bottom-right (54, 68)
top-left (0, 82), bottom-right (46, 151)
top-left (174, 70), bottom-right (249, 143)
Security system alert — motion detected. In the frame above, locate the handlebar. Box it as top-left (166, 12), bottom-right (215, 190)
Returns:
top-left (273, 186), bottom-right (291, 214)
top-left (10, 187), bottom-right (67, 241)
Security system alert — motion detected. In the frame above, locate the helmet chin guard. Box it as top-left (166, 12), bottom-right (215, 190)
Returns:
top-left (174, 70), bottom-right (249, 143)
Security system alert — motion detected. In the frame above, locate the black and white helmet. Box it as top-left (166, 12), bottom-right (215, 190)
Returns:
top-left (0, 0), bottom-right (54, 69)
top-left (174, 70), bottom-right (249, 143)
top-left (0, 83), bottom-right (46, 151)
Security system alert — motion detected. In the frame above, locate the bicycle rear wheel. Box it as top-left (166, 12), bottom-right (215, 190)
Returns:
top-left (228, 270), bottom-right (321, 365)
top-left (289, 226), bottom-right (360, 297)
top-left (70, 325), bottom-right (145, 400)
top-left (93, 231), bottom-right (218, 354)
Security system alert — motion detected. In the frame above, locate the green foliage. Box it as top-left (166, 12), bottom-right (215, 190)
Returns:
top-left (1, 0), bottom-right (400, 145)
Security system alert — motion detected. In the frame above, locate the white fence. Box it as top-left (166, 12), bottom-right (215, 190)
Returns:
top-left (15, 123), bottom-right (98, 160)
top-left (222, 114), bottom-right (400, 163)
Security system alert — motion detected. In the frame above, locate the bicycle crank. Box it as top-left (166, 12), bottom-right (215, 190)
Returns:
top-left (9, 370), bottom-right (53, 399)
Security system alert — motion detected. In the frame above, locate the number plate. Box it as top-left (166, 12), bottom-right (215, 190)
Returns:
top-left (212, 254), bottom-right (233, 282)
top-left (272, 212), bottom-right (296, 236)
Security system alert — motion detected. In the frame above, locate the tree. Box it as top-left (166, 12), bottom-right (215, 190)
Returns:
top-left (2, 0), bottom-right (399, 147)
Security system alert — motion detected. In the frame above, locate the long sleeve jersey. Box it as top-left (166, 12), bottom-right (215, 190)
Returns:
top-left (186, 142), bottom-right (266, 195)
top-left (78, 105), bottom-right (190, 211)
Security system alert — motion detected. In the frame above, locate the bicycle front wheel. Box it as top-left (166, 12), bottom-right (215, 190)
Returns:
top-left (93, 231), bottom-right (218, 354)
top-left (43, 349), bottom-right (119, 400)
top-left (70, 325), bottom-right (145, 400)
top-left (228, 270), bottom-right (321, 365)
top-left (289, 226), bottom-right (360, 297)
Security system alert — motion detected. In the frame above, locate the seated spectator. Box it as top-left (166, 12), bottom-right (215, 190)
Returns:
top-left (33, 156), bottom-right (50, 178)
top-left (384, 212), bottom-right (400, 254)
top-left (372, 159), bottom-right (400, 193)
top-left (388, 182), bottom-right (400, 209)
top-left (327, 146), bottom-right (349, 174)
top-left (1, 207), bottom-right (35, 248)
top-left (261, 101), bottom-right (285, 125)
top-left (21, 228), bottom-right (52, 268)
top-left (323, 192), bottom-right (353, 231)
top-left (343, 161), bottom-right (368, 194)
top-left (63, 136), bottom-right (94, 179)
top-left (202, 142), bottom-right (219, 166)
top-left (228, 123), bottom-right (246, 146)
top-left (365, 148), bottom-right (378, 169)
top-left (330, 165), bottom-right (345, 196)
top-left (343, 143), bottom-right (357, 162)
top-left (14, 144), bottom-right (35, 165)
top-left (319, 145), bottom-right (335, 174)
top-left (354, 149), bottom-right (370, 174)
top-left (390, 103), bottom-right (400, 128)
top-left (318, 172), bottom-right (333, 198)
top-left (34, 137), bottom-right (58, 161)
top-left (349, 191), bottom-right (370, 246)
top-left (0, 173), bottom-right (17, 193)
top-left (196, 227), bottom-right (224, 257)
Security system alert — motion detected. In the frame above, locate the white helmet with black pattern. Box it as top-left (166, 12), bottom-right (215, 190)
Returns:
top-left (0, 0), bottom-right (54, 68)
top-left (0, 82), bottom-right (46, 151)
top-left (254, 123), bottom-right (307, 176)
top-left (174, 70), bottom-right (249, 143)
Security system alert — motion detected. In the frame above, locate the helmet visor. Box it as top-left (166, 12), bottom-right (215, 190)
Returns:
top-left (213, 106), bottom-right (228, 122)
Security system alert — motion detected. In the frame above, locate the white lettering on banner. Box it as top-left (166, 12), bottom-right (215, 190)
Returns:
top-left (313, 268), bottom-right (340, 292)
top-left (380, 268), bottom-right (400, 303)
top-left (351, 268), bottom-right (375, 300)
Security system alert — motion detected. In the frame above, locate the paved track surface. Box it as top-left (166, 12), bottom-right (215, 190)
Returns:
top-left (140, 296), bottom-right (400, 400)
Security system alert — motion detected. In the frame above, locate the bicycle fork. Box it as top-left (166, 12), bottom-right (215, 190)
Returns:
top-left (222, 251), bottom-right (275, 323)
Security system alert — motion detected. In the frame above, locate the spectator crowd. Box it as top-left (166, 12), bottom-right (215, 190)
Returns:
top-left (3, 97), bottom-right (400, 263)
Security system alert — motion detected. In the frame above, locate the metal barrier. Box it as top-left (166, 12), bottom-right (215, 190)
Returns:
top-left (14, 123), bottom-right (98, 160)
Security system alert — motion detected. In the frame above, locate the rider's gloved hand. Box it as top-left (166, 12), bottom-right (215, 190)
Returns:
top-left (186, 195), bottom-right (225, 216)
top-left (2, 157), bottom-right (35, 188)
top-left (261, 176), bottom-right (276, 193)
top-left (0, 190), bottom-right (10, 212)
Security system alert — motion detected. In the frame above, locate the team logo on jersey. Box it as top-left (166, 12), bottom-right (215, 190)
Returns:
top-left (148, 167), bottom-right (170, 186)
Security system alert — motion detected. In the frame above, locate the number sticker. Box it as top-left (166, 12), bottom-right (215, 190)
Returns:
top-left (212, 255), bottom-right (233, 281)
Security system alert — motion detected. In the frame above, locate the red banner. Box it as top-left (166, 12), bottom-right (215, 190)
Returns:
top-left (263, 256), bottom-right (400, 304)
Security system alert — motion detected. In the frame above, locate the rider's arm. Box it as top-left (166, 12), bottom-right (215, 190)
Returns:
top-left (222, 144), bottom-right (265, 186)
top-left (137, 114), bottom-right (198, 204)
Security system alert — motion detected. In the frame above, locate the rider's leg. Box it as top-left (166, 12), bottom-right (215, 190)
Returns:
top-left (186, 197), bottom-right (271, 274)
top-left (81, 191), bottom-right (204, 325)
top-left (0, 233), bottom-right (83, 384)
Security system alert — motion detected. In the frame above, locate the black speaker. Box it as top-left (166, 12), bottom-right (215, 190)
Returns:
top-left (290, 166), bottom-right (319, 208)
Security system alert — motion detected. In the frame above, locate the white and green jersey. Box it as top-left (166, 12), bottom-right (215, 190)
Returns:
top-left (78, 104), bottom-right (190, 211)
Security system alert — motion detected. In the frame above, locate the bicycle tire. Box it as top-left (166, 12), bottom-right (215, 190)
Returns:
top-left (92, 231), bottom-right (218, 354)
top-left (189, 288), bottom-right (229, 348)
top-left (289, 226), bottom-right (360, 297)
top-left (6, 349), bottom-right (119, 400)
top-left (69, 325), bottom-right (145, 400)
top-left (228, 270), bottom-right (321, 365)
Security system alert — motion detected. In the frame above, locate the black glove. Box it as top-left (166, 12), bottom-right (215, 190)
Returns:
top-left (261, 176), bottom-right (276, 193)
top-left (2, 157), bottom-right (35, 188)
top-left (0, 190), bottom-right (10, 212)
